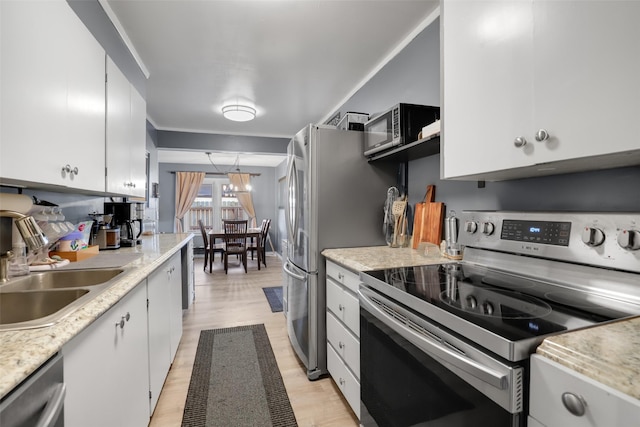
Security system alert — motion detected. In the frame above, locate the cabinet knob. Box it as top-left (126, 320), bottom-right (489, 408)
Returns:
top-left (339, 378), bottom-right (345, 386)
top-left (116, 317), bottom-right (125, 329)
top-left (513, 136), bottom-right (527, 148)
top-left (561, 392), bottom-right (587, 416)
top-left (62, 165), bottom-right (79, 176)
top-left (125, 312), bottom-right (131, 322)
top-left (338, 273), bottom-right (344, 280)
top-left (535, 128), bottom-right (550, 142)
top-left (338, 341), bottom-right (344, 349)
top-left (338, 304), bottom-right (344, 311)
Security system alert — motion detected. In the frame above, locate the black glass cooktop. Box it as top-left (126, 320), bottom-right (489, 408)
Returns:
top-left (361, 263), bottom-right (612, 343)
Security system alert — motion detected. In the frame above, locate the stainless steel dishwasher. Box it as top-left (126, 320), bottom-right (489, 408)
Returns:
top-left (0, 353), bottom-right (65, 427)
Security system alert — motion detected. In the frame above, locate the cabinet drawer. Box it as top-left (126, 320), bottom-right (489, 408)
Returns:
top-left (327, 311), bottom-right (360, 379)
top-left (326, 261), bottom-right (360, 294)
top-left (327, 342), bottom-right (360, 419)
top-left (530, 355), bottom-right (640, 427)
top-left (326, 277), bottom-right (360, 337)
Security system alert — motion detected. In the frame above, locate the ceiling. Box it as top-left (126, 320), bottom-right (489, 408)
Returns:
top-left (103, 0), bottom-right (440, 165)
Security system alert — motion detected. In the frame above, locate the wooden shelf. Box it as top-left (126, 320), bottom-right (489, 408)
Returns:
top-left (367, 134), bottom-right (440, 163)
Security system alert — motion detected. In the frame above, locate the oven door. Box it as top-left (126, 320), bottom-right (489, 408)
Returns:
top-left (359, 286), bottom-right (525, 427)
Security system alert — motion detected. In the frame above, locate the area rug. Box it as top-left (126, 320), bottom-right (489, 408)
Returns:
top-left (182, 324), bottom-right (297, 427)
top-left (262, 286), bottom-right (284, 313)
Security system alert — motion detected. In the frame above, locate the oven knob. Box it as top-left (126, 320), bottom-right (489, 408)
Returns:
top-left (581, 226), bottom-right (605, 247)
top-left (481, 302), bottom-right (494, 315)
top-left (465, 221), bottom-right (478, 234)
top-left (481, 222), bottom-right (495, 236)
top-left (465, 295), bottom-right (477, 309)
top-left (617, 229), bottom-right (640, 250)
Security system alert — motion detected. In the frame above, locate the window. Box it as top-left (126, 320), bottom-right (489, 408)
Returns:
top-left (186, 179), bottom-right (246, 231)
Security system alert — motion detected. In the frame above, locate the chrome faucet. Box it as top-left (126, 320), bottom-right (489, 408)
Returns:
top-left (0, 210), bottom-right (49, 282)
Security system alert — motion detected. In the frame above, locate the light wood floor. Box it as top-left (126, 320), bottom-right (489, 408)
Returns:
top-left (149, 253), bottom-right (359, 427)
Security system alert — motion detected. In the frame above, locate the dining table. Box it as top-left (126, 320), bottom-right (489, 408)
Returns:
top-left (206, 227), bottom-right (261, 272)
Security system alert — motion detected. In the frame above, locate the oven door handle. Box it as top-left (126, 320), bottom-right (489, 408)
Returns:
top-left (359, 288), bottom-right (508, 390)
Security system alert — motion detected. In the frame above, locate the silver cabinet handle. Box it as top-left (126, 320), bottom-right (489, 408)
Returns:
top-left (535, 128), bottom-right (549, 142)
top-left (514, 136), bottom-right (527, 148)
top-left (125, 312), bottom-right (131, 322)
top-left (562, 392), bottom-right (587, 416)
top-left (116, 317), bottom-right (125, 329)
top-left (62, 165), bottom-right (79, 176)
top-left (34, 383), bottom-right (66, 427)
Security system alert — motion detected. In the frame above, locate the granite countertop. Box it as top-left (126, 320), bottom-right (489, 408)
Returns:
top-left (0, 233), bottom-right (193, 400)
top-left (536, 316), bottom-right (640, 401)
top-left (322, 245), bottom-right (454, 271)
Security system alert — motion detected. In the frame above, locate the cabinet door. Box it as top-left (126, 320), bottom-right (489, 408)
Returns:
top-left (0, 0), bottom-right (105, 191)
top-left (63, 282), bottom-right (149, 427)
top-left (530, 355), bottom-right (640, 427)
top-left (532, 1), bottom-right (640, 164)
top-left (106, 56), bottom-right (146, 197)
top-left (442, 0), bottom-right (534, 179)
top-left (129, 86), bottom-right (147, 198)
top-left (327, 343), bottom-right (361, 419)
top-left (106, 57), bottom-right (133, 195)
top-left (168, 253), bottom-right (183, 360)
top-left (147, 267), bottom-right (172, 414)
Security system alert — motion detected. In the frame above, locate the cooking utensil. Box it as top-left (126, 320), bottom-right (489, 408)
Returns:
top-left (391, 197), bottom-right (407, 247)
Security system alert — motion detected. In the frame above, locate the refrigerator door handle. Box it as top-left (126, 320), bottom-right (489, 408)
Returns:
top-left (283, 260), bottom-right (305, 281)
top-left (286, 155), bottom-right (299, 246)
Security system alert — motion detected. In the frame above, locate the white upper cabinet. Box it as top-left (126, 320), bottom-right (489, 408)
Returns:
top-left (442, 0), bottom-right (640, 181)
top-left (0, 0), bottom-right (106, 192)
top-left (106, 57), bottom-right (146, 197)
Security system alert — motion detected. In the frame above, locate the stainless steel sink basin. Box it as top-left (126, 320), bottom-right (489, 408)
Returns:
top-left (0, 269), bottom-right (124, 292)
top-left (0, 268), bottom-right (128, 330)
top-left (0, 289), bottom-right (90, 325)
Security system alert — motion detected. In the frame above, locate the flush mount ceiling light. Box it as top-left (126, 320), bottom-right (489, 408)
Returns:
top-left (222, 104), bottom-right (256, 122)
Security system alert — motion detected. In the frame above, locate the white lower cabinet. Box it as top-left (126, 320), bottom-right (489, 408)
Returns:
top-left (64, 247), bottom-right (188, 425)
top-left (529, 354), bottom-right (640, 427)
top-left (63, 281), bottom-right (150, 427)
top-left (325, 260), bottom-right (360, 419)
top-left (327, 343), bottom-right (360, 419)
top-left (148, 252), bottom-right (184, 413)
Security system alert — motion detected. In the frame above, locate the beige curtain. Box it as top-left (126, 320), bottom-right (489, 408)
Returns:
top-left (175, 172), bottom-right (205, 232)
top-left (228, 172), bottom-right (256, 227)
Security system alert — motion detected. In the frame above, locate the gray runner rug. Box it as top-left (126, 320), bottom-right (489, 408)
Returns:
top-left (262, 287), bottom-right (284, 313)
top-left (182, 324), bottom-right (298, 427)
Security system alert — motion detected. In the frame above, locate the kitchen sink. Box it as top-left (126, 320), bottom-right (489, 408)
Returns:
top-left (0, 268), bottom-right (128, 331)
top-left (0, 289), bottom-right (90, 325)
top-left (0, 269), bottom-right (124, 292)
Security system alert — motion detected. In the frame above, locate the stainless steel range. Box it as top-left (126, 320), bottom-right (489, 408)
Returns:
top-left (358, 211), bottom-right (640, 427)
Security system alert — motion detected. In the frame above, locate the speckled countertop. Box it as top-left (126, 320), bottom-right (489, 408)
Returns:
top-left (322, 245), bottom-right (453, 271)
top-left (0, 233), bottom-right (193, 400)
top-left (537, 316), bottom-right (640, 400)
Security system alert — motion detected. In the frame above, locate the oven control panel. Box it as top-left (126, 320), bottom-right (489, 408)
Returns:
top-left (458, 211), bottom-right (640, 273)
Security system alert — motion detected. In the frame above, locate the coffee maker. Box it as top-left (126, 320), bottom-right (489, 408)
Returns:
top-left (104, 202), bottom-right (142, 247)
top-left (89, 213), bottom-right (121, 250)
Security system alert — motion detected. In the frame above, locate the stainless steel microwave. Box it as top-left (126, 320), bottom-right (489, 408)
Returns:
top-left (363, 103), bottom-right (440, 157)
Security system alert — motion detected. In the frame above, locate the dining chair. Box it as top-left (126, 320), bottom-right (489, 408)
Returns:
top-left (198, 220), bottom-right (211, 272)
top-left (199, 220), bottom-right (224, 273)
top-left (248, 219), bottom-right (271, 269)
top-left (222, 219), bottom-right (248, 274)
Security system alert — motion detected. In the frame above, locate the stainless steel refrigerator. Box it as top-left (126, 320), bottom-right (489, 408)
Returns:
top-left (283, 124), bottom-right (395, 380)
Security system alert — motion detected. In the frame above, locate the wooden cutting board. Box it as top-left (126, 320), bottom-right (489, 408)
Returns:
top-left (412, 185), bottom-right (445, 249)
